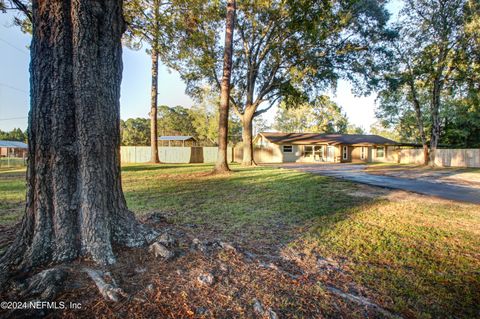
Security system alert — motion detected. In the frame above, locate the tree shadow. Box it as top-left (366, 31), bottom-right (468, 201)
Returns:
top-left (121, 163), bottom-right (214, 173)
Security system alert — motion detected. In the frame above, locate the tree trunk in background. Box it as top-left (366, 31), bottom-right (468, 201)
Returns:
top-left (0, 0), bottom-right (157, 275)
top-left (408, 80), bottom-right (429, 165)
top-left (150, 48), bottom-right (160, 163)
top-left (429, 82), bottom-right (443, 166)
top-left (214, 0), bottom-right (236, 173)
top-left (150, 0), bottom-right (160, 163)
top-left (241, 109), bottom-right (256, 166)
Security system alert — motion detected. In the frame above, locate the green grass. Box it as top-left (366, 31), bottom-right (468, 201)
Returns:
top-left (0, 163), bottom-right (479, 318)
top-left (0, 157), bottom-right (26, 168)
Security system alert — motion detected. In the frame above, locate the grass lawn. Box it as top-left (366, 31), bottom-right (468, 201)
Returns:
top-left (0, 163), bottom-right (479, 318)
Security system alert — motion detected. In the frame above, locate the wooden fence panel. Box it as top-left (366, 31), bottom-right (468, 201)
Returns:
top-left (400, 148), bottom-right (479, 167)
top-left (121, 146), bottom-right (234, 164)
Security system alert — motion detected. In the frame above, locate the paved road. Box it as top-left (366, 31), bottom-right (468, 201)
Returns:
top-left (277, 163), bottom-right (480, 205)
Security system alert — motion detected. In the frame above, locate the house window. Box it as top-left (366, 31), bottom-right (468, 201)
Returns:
top-left (342, 146), bottom-right (348, 160)
top-left (376, 146), bottom-right (385, 158)
top-left (304, 146), bottom-right (313, 157)
top-left (360, 147), bottom-right (366, 160)
top-left (283, 145), bottom-right (293, 153)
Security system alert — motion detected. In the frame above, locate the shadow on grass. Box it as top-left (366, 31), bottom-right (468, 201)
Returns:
top-left (121, 163), bottom-right (214, 173)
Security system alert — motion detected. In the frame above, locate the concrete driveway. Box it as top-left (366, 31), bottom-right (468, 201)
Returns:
top-left (275, 163), bottom-right (480, 204)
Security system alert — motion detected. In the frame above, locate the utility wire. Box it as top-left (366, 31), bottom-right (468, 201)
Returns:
top-left (0, 116), bottom-right (28, 121)
top-left (0, 82), bottom-right (28, 94)
top-left (0, 37), bottom-right (29, 56)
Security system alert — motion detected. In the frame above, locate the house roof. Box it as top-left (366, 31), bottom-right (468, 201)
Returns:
top-left (158, 136), bottom-right (196, 141)
top-left (0, 140), bottom-right (28, 148)
top-left (258, 132), bottom-right (398, 146)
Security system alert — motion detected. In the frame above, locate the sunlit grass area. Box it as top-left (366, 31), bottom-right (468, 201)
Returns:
top-left (0, 163), bottom-right (478, 318)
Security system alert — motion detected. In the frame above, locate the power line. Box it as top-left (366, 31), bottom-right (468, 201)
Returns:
top-left (0, 116), bottom-right (28, 121)
top-left (0, 37), bottom-right (29, 56)
top-left (0, 82), bottom-right (29, 94)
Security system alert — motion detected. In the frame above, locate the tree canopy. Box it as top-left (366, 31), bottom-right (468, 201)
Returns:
top-left (0, 128), bottom-right (27, 142)
top-left (375, 0), bottom-right (479, 157)
top-left (273, 96), bottom-right (348, 133)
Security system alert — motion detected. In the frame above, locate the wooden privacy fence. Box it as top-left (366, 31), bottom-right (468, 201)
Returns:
top-left (121, 146), bottom-right (233, 164)
top-left (399, 148), bottom-right (480, 167)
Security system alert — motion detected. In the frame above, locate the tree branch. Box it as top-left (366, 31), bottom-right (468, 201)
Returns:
top-left (9, 0), bottom-right (31, 23)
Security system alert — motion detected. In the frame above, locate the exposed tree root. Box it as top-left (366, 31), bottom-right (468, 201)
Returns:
top-left (325, 286), bottom-right (404, 319)
top-left (18, 267), bottom-right (68, 300)
top-left (84, 268), bottom-right (127, 302)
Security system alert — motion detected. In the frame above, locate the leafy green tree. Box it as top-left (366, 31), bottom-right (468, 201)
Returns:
top-left (377, 0), bottom-right (478, 164)
top-left (273, 96), bottom-right (348, 134)
top-left (157, 105), bottom-right (196, 137)
top-left (189, 87), bottom-right (242, 145)
top-left (253, 115), bottom-right (270, 136)
top-left (165, 0), bottom-right (392, 165)
top-left (120, 118), bottom-right (150, 146)
top-left (346, 125), bottom-right (365, 135)
top-left (0, 128), bottom-right (27, 142)
top-left (369, 120), bottom-right (402, 142)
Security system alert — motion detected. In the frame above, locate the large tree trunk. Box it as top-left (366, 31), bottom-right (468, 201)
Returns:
top-left (1, 0), bottom-right (156, 275)
top-left (150, 48), bottom-right (160, 163)
top-left (408, 80), bottom-right (429, 165)
top-left (429, 79), bottom-right (443, 166)
top-left (241, 109), bottom-right (256, 166)
top-left (214, 0), bottom-right (236, 173)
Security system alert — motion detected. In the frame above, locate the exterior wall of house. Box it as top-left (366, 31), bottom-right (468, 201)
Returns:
top-left (371, 146), bottom-right (399, 163)
top-left (0, 147), bottom-right (27, 158)
top-left (350, 146), bottom-right (370, 163)
top-left (252, 135), bottom-right (405, 164)
top-left (253, 138), bottom-right (346, 163)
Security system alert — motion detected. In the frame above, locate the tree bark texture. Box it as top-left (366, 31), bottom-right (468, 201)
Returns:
top-left (408, 80), bottom-right (429, 165)
top-left (150, 0), bottom-right (160, 163)
top-left (214, 0), bottom-right (236, 173)
top-left (150, 48), bottom-right (160, 163)
top-left (0, 0), bottom-right (157, 274)
top-left (429, 79), bottom-right (443, 166)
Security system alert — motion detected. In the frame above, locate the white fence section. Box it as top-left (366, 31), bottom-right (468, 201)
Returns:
top-left (121, 146), bottom-right (233, 164)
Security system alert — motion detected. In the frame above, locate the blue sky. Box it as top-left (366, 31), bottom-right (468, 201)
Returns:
top-left (0, 2), bottom-right (401, 132)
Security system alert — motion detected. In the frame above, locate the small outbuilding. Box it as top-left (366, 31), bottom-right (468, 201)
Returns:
top-left (0, 140), bottom-right (28, 158)
top-left (158, 136), bottom-right (197, 147)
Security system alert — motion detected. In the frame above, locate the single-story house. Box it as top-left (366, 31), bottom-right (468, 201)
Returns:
top-left (253, 132), bottom-right (399, 163)
top-left (0, 140), bottom-right (28, 158)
